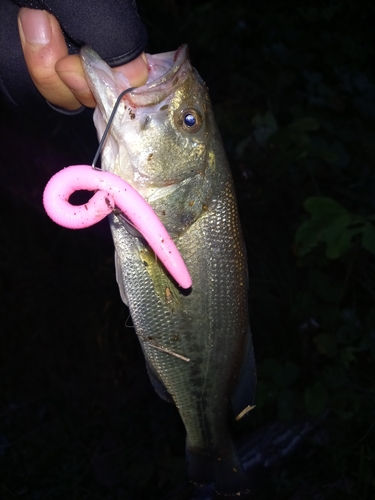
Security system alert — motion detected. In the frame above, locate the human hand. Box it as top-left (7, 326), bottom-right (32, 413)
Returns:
top-left (17, 8), bottom-right (149, 111)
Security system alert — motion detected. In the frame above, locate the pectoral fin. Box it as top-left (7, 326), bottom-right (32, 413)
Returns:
top-left (146, 362), bottom-right (174, 404)
top-left (114, 250), bottom-right (129, 306)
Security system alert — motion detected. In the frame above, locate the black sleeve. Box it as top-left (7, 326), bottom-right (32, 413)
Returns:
top-left (0, 0), bottom-right (148, 109)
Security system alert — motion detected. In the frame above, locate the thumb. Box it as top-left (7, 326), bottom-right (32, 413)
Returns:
top-left (17, 8), bottom-right (84, 110)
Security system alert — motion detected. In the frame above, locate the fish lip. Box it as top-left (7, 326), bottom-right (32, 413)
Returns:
top-left (81, 44), bottom-right (191, 107)
top-left (135, 44), bottom-right (189, 93)
top-left (126, 44), bottom-right (191, 106)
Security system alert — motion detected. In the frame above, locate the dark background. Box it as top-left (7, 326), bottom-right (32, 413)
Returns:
top-left (1, 1), bottom-right (375, 498)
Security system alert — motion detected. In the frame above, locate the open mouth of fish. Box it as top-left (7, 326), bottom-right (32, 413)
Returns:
top-left (81, 44), bottom-right (195, 125)
top-left (82, 44), bottom-right (190, 106)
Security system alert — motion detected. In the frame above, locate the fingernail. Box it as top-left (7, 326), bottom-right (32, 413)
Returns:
top-left (19, 8), bottom-right (51, 45)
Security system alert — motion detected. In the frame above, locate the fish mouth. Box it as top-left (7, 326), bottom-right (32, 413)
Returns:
top-left (81, 44), bottom-right (191, 109)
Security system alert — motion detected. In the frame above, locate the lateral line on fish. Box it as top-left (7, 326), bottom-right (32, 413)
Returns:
top-left (137, 334), bottom-right (190, 362)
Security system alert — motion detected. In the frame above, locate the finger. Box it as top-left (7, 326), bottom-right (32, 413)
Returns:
top-left (55, 55), bottom-right (96, 108)
top-left (56, 52), bottom-right (149, 107)
top-left (18, 8), bottom-right (82, 110)
top-left (113, 53), bottom-right (149, 87)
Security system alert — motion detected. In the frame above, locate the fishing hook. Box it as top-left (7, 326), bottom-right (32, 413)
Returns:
top-left (91, 87), bottom-right (135, 168)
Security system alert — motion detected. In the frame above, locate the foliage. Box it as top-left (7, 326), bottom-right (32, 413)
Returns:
top-left (1, 0), bottom-right (375, 499)
top-left (295, 196), bottom-right (375, 258)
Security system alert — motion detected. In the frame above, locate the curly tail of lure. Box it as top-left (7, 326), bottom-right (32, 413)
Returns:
top-left (42, 88), bottom-right (192, 290)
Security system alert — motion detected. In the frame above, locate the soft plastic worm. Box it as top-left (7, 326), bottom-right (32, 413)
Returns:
top-left (43, 164), bottom-right (192, 289)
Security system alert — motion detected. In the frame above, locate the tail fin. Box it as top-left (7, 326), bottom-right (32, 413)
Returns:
top-left (186, 441), bottom-right (249, 495)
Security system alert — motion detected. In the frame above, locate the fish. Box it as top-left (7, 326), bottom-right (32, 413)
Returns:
top-left (80, 44), bottom-right (256, 494)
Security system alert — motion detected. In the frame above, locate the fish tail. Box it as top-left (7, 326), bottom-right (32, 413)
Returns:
top-left (186, 441), bottom-right (248, 495)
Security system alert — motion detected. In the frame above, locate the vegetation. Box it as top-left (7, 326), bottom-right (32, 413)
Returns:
top-left (1, 1), bottom-right (374, 498)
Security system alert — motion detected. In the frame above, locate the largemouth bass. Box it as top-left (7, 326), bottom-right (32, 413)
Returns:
top-left (81, 45), bottom-right (256, 494)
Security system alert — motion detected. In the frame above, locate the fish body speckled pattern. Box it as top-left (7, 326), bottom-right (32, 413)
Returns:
top-left (81, 45), bottom-right (256, 494)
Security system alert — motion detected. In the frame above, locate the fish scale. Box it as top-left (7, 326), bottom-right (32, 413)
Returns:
top-left (112, 179), bottom-right (248, 465)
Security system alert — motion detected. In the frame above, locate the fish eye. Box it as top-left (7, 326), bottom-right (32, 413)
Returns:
top-left (184, 113), bottom-right (196, 127)
top-left (180, 109), bottom-right (202, 133)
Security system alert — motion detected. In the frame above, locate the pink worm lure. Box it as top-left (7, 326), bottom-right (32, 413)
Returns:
top-left (43, 164), bottom-right (192, 289)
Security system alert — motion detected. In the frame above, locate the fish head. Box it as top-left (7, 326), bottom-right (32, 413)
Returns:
top-left (81, 45), bottom-right (213, 200)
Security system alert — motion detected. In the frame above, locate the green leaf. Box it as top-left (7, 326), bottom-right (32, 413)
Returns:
top-left (304, 383), bottom-right (328, 417)
top-left (272, 144), bottom-right (309, 169)
top-left (276, 361), bottom-right (299, 387)
top-left (323, 365), bottom-right (349, 390)
top-left (308, 137), bottom-right (339, 163)
top-left (288, 130), bottom-right (311, 147)
top-left (340, 347), bottom-right (358, 368)
top-left (277, 388), bottom-right (296, 420)
top-left (255, 380), bottom-right (275, 408)
top-left (325, 227), bottom-right (354, 258)
top-left (313, 148), bottom-right (339, 163)
top-left (332, 390), bottom-right (361, 420)
top-left (319, 304), bottom-right (340, 327)
top-left (295, 197), bottom-right (353, 257)
top-left (252, 111), bottom-right (278, 146)
top-left (311, 271), bottom-right (341, 303)
top-left (303, 196), bottom-right (347, 217)
top-left (258, 358), bottom-right (281, 380)
top-left (258, 359), bottom-right (299, 387)
top-left (288, 117), bottom-right (320, 132)
top-left (337, 322), bottom-right (361, 345)
top-left (361, 223), bottom-right (375, 255)
top-left (313, 333), bottom-right (337, 356)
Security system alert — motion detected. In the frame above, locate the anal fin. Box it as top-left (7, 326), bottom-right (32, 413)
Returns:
top-left (232, 327), bottom-right (257, 419)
